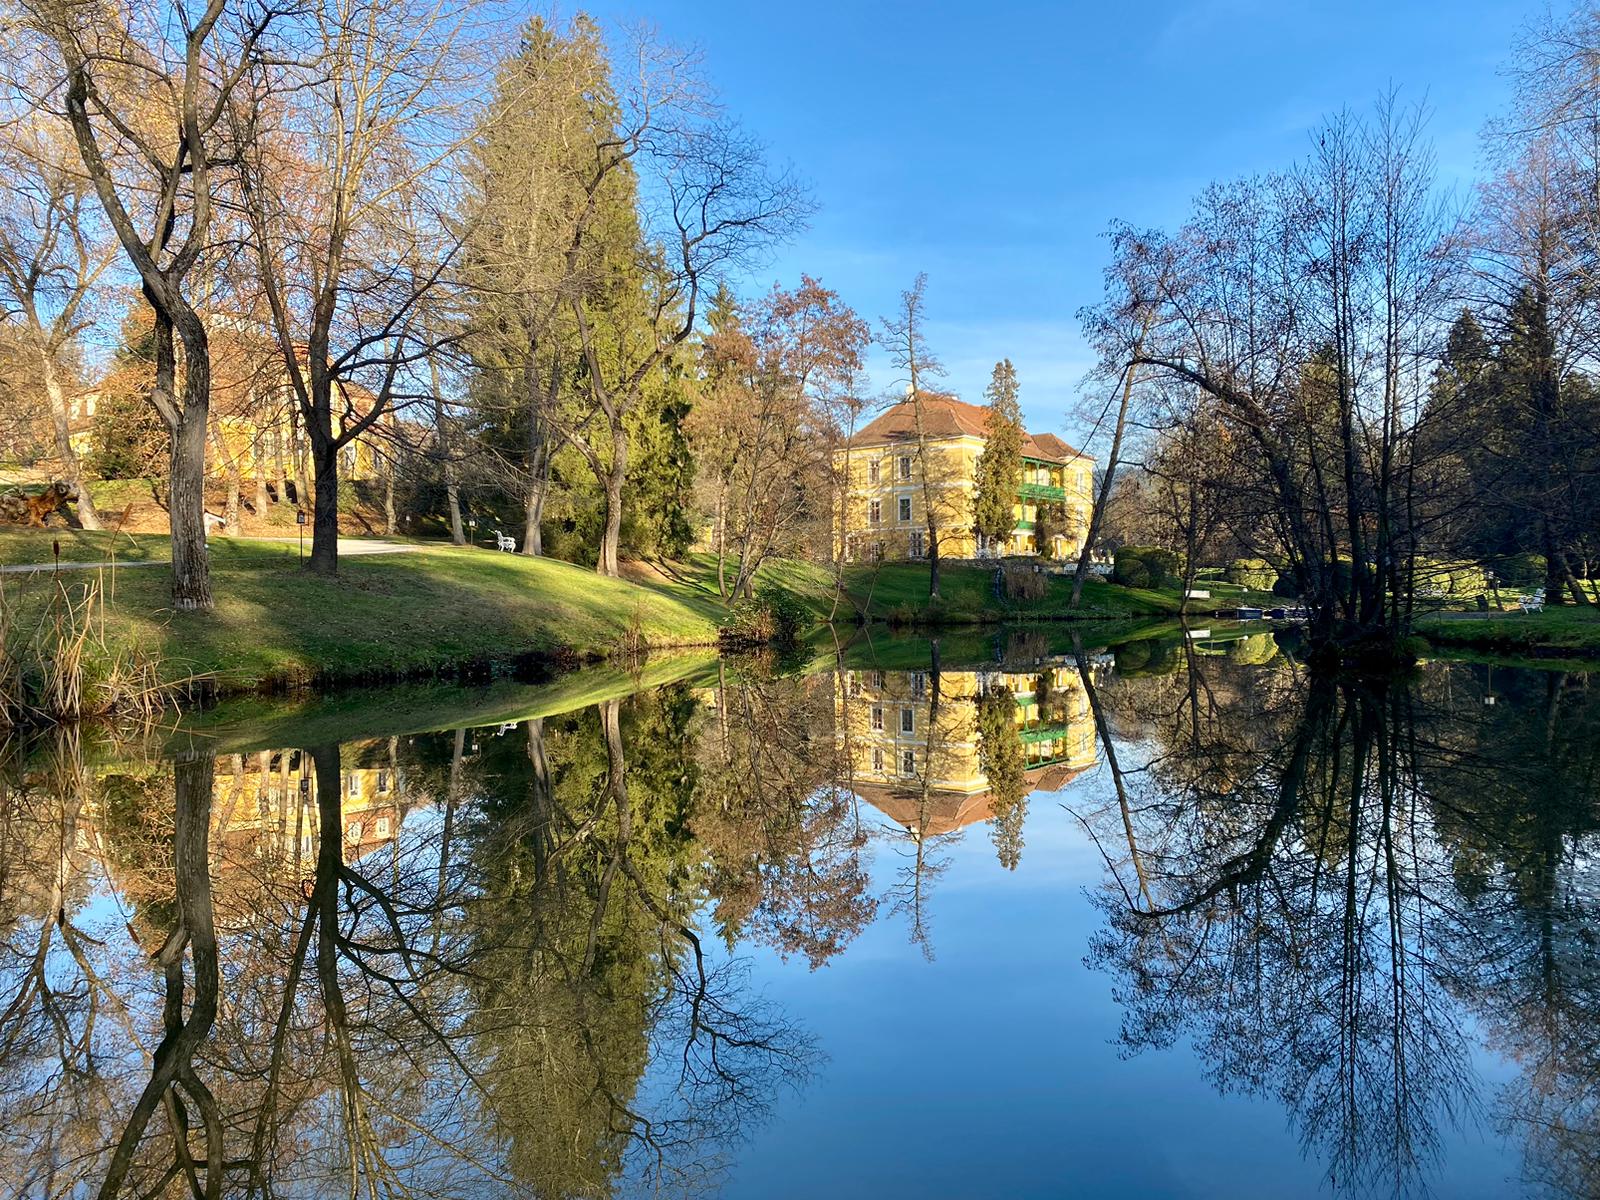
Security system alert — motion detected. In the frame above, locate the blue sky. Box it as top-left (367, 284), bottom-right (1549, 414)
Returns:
top-left (587, 0), bottom-right (1542, 447)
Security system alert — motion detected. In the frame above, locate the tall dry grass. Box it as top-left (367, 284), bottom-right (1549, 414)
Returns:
top-left (0, 572), bottom-right (173, 728)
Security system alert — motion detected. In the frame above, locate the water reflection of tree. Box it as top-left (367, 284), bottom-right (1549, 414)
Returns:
top-left (693, 665), bottom-right (877, 969)
top-left (1083, 654), bottom-right (1600, 1198)
top-left (976, 683), bottom-right (1027, 871)
top-left (460, 693), bottom-right (813, 1195)
top-left (1082, 662), bottom-right (1478, 1197)
top-left (878, 644), bottom-right (959, 959)
top-left (1413, 668), bottom-right (1600, 1198)
top-left (0, 688), bottom-right (814, 1198)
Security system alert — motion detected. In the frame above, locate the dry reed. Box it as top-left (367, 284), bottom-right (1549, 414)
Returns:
top-left (0, 571), bottom-right (174, 728)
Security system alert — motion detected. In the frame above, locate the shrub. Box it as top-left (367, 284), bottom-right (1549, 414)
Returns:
top-left (1494, 553), bottom-right (1546, 587)
top-left (1415, 558), bottom-right (1488, 598)
top-left (89, 389), bottom-right (166, 481)
top-left (725, 583), bottom-right (809, 645)
top-left (1225, 558), bottom-right (1276, 590)
top-left (1001, 564), bottom-right (1048, 601)
top-left (1114, 545), bottom-right (1179, 589)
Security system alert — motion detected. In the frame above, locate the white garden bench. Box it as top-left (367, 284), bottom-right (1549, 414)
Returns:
top-left (1519, 590), bottom-right (1544, 614)
top-left (494, 531), bottom-right (516, 552)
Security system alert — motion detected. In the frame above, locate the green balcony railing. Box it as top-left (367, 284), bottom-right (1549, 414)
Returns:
top-left (1018, 481), bottom-right (1067, 502)
top-left (1019, 723), bottom-right (1070, 746)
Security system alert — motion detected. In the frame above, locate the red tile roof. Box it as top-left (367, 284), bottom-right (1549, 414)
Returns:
top-left (853, 391), bottom-right (1091, 463)
top-left (856, 761), bottom-right (1090, 837)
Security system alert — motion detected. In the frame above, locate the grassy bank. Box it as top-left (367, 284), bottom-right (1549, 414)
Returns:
top-left (628, 553), bottom-right (1234, 623)
top-left (0, 531), bottom-right (1301, 702)
top-left (2, 534), bottom-right (724, 695)
top-left (1416, 607), bottom-right (1600, 660)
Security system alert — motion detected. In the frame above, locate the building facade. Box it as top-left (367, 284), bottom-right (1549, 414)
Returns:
top-left (834, 392), bottom-right (1094, 563)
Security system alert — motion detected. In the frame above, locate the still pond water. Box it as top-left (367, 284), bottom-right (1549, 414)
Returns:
top-left (3, 626), bottom-right (1598, 1199)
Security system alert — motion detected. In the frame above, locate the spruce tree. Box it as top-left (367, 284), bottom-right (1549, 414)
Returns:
top-left (973, 359), bottom-right (1024, 551)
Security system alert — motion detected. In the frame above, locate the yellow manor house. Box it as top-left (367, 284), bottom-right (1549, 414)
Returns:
top-left (835, 392), bottom-right (1095, 562)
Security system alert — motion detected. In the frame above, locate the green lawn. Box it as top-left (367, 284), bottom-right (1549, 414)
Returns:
top-left (1416, 606), bottom-right (1600, 658)
top-left (4, 536), bottom-right (723, 694)
top-left (632, 553), bottom-right (1192, 623)
top-left (0, 528), bottom-right (171, 566)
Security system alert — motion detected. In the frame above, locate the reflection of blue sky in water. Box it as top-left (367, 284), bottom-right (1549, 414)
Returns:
top-left (704, 769), bottom-right (1524, 1200)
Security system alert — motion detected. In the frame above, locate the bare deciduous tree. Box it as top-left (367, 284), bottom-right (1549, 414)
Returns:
top-left (0, 116), bottom-right (116, 530)
top-left (22, 0), bottom-right (282, 607)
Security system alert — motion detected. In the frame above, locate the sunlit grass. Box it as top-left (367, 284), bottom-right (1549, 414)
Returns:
top-left (6, 539), bottom-right (724, 694)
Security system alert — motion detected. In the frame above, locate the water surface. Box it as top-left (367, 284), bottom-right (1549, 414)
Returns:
top-left (3, 627), bottom-right (1597, 1198)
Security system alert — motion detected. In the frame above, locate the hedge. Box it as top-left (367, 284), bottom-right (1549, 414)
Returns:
top-left (1224, 558), bottom-right (1276, 590)
top-left (1114, 545), bottom-right (1180, 589)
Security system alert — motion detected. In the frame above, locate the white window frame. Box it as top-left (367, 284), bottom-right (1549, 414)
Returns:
top-left (872, 747), bottom-right (885, 772)
top-left (871, 705), bottom-right (884, 731)
top-left (909, 530), bottom-right (926, 558)
top-left (900, 707), bottom-right (915, 734)
top-left (868, 459), bottom-right (881, 485)
top-left (898, 455), bottom-right (912, 480)
top-left (898, 496), bottom-right (912, 523)
top-left (901, 749), bottom-right (916, 776)
top-left (869, 499), bottom-right (882, 526)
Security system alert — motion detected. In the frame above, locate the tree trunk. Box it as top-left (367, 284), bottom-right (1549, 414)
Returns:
top-left (224, 457), bottom-right (240, 531)
top-left (446, 471), bottom-right (465, 546)
top-left (211, 429), bottom-right (240, 533)
top-left (1543, 518), bottom-right (1568, 607)
top-left (41, 351), bottom-right (102, 530)
top-left (910, 392), bottom-right (941, 601)
top-left (253, 432), bottom-right (271, 515)
top-left (308, 440), bottom-right (339, 574)
top-left (382, 449), bottom-right (396, 536)
top-left (162, 312), bottom-right (213, 610)
top-left (520, 363), bottom-right (547, 556)
top-left (291, 411), bottom-right (311, 511)
top-left (429, 370), bottom-right (465, 546)
top-left (714, 481), bottom-right (729, 600)
top-left (521, 480), bottom-right (544, 555)
top-left (596, 426), bottom-right (628, 577)
top-left (272, 426), bottom-right (288, 504)
top-left (1070, 360), bottom-right (1140, 608)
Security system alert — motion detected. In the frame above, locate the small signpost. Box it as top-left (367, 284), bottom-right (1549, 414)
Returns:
top-left (296, 509), bottom-right (307, 564)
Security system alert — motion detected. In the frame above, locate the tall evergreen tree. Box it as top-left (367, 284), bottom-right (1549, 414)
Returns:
top-left (462, 15), bottom-right (641, 558)
top-left (973, 359), bottom-right (1024, 551)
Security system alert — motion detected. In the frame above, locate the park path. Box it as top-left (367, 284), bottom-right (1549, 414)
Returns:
top-left (0, 537), bottom-right (419, 574)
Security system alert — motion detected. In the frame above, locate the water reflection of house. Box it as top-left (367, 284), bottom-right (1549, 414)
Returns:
top-left (208, 748), bottom-right (414, 873)
top-left (836, 665), bottom-right (1098, 837)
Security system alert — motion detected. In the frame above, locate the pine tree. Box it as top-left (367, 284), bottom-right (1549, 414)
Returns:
top-left (973, 359), bottom-right (1023, 550)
